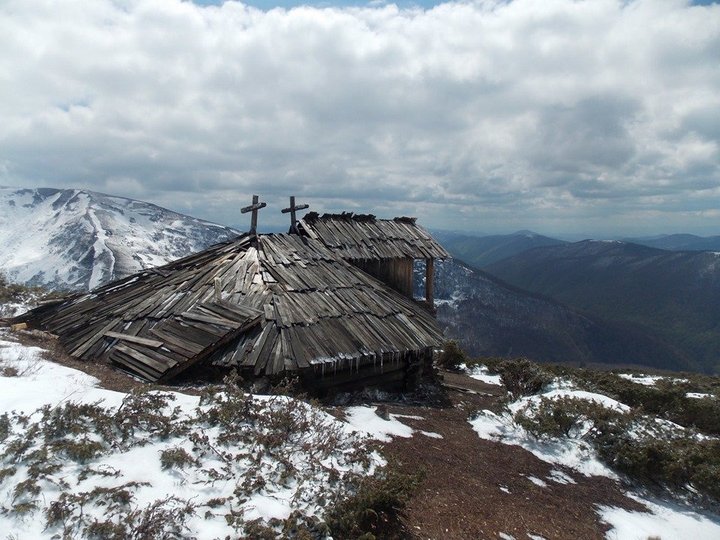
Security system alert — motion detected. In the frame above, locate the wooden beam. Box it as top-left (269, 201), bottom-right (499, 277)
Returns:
top-left (425, 257), bottom-right (434, 306)
top-left (104, 331), bottom-right (163, 348)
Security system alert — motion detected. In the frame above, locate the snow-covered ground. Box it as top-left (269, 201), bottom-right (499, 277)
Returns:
top-left (469, 370), bottom-right (720, 539)
top-left (465, 363), bottom-right (503, 385)
top-left (599, 493), bottom-right (720, 540)
top-left (0, 330), bottom-right (411, 539)
top-left (617, 373), bottom-right (689, 386)
top-left (4, 321), bottom-right (719, 539)
top-left (344, 406), bottom-right (442, 441)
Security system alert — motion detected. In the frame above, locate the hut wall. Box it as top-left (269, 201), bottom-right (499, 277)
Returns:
top-left (351, 258), bottom-right (414, 299)
top-left (302, 349), bottom-right (429, 394)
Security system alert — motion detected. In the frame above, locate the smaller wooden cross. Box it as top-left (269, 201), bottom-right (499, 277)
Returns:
top-left (281, 196), bottom-right (309, 234)
top-left (241, 194), bottom-right (267, 235)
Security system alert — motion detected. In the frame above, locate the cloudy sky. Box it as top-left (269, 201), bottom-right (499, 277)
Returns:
top-left (1, 0), bottom-right (718, 236)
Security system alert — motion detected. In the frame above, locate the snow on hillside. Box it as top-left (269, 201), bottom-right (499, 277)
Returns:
top-left (469, 370), bottom-right (720, 539)
top-left (0, 187), bottom-right (239, 291)
top-left (0, 329), bottom-right (397, 539)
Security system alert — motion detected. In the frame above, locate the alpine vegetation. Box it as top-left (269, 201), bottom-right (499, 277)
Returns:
top-left (0, 331), bottom-right (383, 539)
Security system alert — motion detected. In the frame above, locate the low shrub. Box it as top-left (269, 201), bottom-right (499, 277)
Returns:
top-left (608, 437), bottom-right (720, 501)
top-left (159, 447), bottom-right (197, 470)
top-left (511, 391), bottom-right (720, 503)
top-left (326, 467), bottom-right (424, 540)
top-left (437, 340), bottom-right (466, 371)
top-left (496, 358), bottom-right (553, 397)
top-left (514, 396), bottom-right (628, 440)
top-left (670, 395), bottom-right (720, 436)
top-left (0, 413), bottom-right (9, 442)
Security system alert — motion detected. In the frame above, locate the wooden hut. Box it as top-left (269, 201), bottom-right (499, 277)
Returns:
top-left (18, 230), bottom-right (446, 391)
top-left (298, 212), bottom-right (449, 308)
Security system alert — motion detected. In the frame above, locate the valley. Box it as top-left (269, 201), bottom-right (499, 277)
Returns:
top-left (484, 241), bottom-right (720, 374)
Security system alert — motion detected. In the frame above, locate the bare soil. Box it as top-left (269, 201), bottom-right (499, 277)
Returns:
top-left (379, 370), bottom-right (645, 540)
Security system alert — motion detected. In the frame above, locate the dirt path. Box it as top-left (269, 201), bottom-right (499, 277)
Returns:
top-left (381, 371), bottom-right (643, 540)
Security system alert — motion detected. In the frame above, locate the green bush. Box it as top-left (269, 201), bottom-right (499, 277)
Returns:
top-left (608, 438), bottom-right (720, 501)
top-left (496, 358), bottom-right (553, 397)
top-left (326, 468), bottom-right (424, 540)
top-left (511, 391), bottom-right (720, 503)
top-left (437, 340), bottom-right (466, 371)
top-left (671, 395), bottom-right (720, 436)
top-left (514, 396), bottom-right (628, 440)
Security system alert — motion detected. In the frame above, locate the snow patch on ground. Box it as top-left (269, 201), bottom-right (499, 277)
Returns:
top-left (343, 406), bottom-right (417, 442)
top-left (617, 373), bottom-right (664, 386)
top-left (466, 364), bottom-right (502, 386)
top-left (599, 493), bottom-right (720, 540)
top-left (618, 373), bottom-right (689, 386)
top-left (526, 475), bottom-right (548, 488)
top-left (687, 392), bottom-right (715, 399)
top-left (547, 469), bottom-right (576, 485)
top-left (469, 408), bottom-right (616, 478)
top-left (508, 389), bottom-right (631, 415)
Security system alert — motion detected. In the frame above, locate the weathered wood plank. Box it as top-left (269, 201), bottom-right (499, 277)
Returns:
top-left (149, 327), bottom-right (205, 356)
top-left (104, 331), bottom-right (163, 348)
top-left (113, 343), bottom-right (172, 373)
top-left (180, 311), bottom-right (240, 329)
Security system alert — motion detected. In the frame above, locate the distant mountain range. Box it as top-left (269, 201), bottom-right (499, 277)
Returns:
top-left (485, 241), bottom-right (720, 373)
top-left (0, 187), bottom-right (239, 290)
top-left (623, 234), bottom-right (720, 252)
top-left (435, 230), bottom-right (720, 268)
top-left (425, 259), bottom-right (692, 371)
top-left (430, 230), bottom-right (567, 268)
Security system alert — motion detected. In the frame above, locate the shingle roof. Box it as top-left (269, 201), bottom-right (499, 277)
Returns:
top-left (299, 212), bottom-right (450, 260)
top-left (23, 233), bottom-right (443, 382)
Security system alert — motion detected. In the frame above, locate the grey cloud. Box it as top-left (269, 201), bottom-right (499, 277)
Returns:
top-left (528, 96), bottom-right (639, 179)
top-left (0, 0), bottom-right (718, 236)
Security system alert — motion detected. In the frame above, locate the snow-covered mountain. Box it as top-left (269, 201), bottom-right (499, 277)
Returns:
top-left (0, 187), bottom-right (239, 291)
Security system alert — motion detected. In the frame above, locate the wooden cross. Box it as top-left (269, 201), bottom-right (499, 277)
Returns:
top-left (281, 196), bottom-right (309, 234)
top-left (241, 194), bottom-right (267, 235)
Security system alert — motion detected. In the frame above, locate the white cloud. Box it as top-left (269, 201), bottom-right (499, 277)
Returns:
top-left (0, 0), bottom-right (718, 235)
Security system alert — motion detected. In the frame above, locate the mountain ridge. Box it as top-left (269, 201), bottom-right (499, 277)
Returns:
top-left (433, 230), bottom-right (567, 268)
top-left (428, 258), bottom-right (695, 371)
top-left (485, 240), bottom-right (720, 373)
top-left (623, 233), bottom-right (720, 252)
top-left (0, 187), bottom-right (239, 290)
